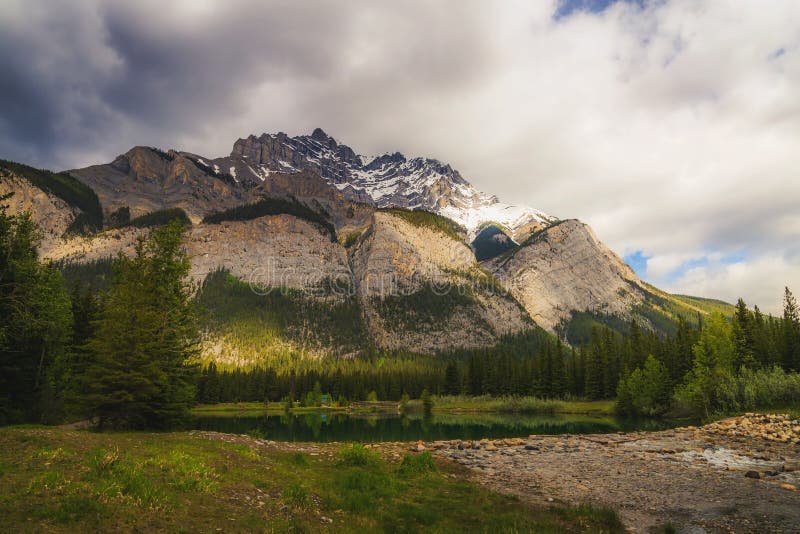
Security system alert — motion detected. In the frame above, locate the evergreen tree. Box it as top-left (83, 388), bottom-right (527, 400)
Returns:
top-left (75, 221), bottom-right (199, 429)
top-left (782, 287), bottom-right (800, 371)
top-left (443, 361), bottom-right (460, 395)
top-left (0, 197), bottom-right (72, 423)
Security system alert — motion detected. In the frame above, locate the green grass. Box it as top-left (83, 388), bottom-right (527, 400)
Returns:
top-left (379, 207), bottom-right (465, 242)
top-left (428, 396), bottom-right (616, 415)
top-left (0, 427), bottom-right (625, 533)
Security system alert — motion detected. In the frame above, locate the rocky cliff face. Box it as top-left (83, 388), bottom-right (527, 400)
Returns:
top-left (351, 212), bottom-right (531, 351)
top-left (0, 170), bottom-right (79, 256)
top-left (68, 147), bottom-right (260, 224)
top-left (486, 219), bottom-right (647, 332)
top-left (4, 128), bottom-right (678, 358)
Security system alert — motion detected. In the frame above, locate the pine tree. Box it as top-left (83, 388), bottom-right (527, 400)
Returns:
top-left (0, 197), bottom-right (72, 423)
top-left (76, 221), bottom-right (199, 429)
top-left (782, 287), bottom-right (800, 371)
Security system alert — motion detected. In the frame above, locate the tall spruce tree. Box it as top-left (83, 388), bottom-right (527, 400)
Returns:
top-left (76, 220), bottom-right (199, 429)
top-left (0, 196), bottom-right (72, 424)
top-left (782, 287), bottom-right (800, 371)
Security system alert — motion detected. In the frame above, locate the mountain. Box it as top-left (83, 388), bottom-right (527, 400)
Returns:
top-left (197, 128), bottom-right (556, 241)
top-left (0, 130), bottom-right (723, 365)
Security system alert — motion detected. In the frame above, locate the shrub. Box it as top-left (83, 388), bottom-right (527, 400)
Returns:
top-left (282, 483), bottom-right (309, 509)
top-left (397, 452), bottom-right (437, 476)
top-left (338, 444), bottom-right (379, 467)
top-left (616, 356), bottom-right (672, 416)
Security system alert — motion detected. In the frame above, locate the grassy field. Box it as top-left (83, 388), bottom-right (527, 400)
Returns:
top-left (191, 398), bottom-right (617, 418)
top-left (0, 427), bottom-right (624, 533)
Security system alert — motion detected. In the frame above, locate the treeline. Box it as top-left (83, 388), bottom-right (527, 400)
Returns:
top-left (202, 197), bottom-right (336, 240)
top-left (195, 295), bottom-right (800, 421)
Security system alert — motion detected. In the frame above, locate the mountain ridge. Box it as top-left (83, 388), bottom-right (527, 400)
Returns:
top-left (0, 131), bottom-right (728, 364)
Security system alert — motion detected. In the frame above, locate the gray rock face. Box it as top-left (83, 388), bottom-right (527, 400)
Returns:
top-left (351, 212), bottom-right (531, 351)
top-left (487, 219), bottom-right (647, 332)
top-left (0, 171), bottom-right (79, 256)
top-left (68, 146), bottom-right (259, 224)
top-left (217, 129), bottom-right (555, 240)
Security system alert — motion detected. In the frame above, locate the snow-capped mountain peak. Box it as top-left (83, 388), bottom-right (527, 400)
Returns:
top-left (210, 128), bottom-right (557, 239)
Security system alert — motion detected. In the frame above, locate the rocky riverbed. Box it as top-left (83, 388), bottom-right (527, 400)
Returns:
top-left (424, 413), bottom-right (799, 533)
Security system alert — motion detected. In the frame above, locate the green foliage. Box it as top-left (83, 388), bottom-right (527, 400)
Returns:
top-left (471, 224), bottom-right (517, 261)
top-left (281, 482), bottom-right (309, 509)
top-left (338, 443), bottom-right (379, 467)
top-left (202, 197), bottom-right (335, 240)
top-left (0, 160), bottom-right (103, 235)
top-left (57, 257), bottom-right (115, 292)
top-left (196, 269), bottom-right (369, 364)
top-left (343, 231), bottom-right (361, 248)
top-left (71, 221), bottom-right (200, 429)
top-left (379, 207), bottom-right (465, 241)
top-left (0, 199), bottom-right (73, 424)
top-left (366, 390), bottom-right (378, 402)
top-left (397, 451), bottom-right (437, 476)
top-left (421, 388), bottom-right (433, 416)
top-left (616, 355), bottom-right (672, 416)
top-left (112, 207), bottom-right (191, 229)
top-left (372, 282), bottom-right (478, 330)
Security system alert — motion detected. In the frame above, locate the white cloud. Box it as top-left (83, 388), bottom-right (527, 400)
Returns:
top-left (1, 0), bottom-right (798, 310)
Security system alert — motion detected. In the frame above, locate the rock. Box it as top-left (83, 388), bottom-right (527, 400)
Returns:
top-left (744, 471), bottom-right (763, 479)
top-left (779, 483), bottom-right (796, 492)
top-left (485, 444), bottom-right (498, 451)
top-left (416, 444), bottom-right (426, 452)
top-left (782, 462), bottom-right (800, 472)
top-left (576, 484), bottom-right (590, 491)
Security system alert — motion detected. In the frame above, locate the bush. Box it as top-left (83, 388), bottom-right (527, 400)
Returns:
top-left (616, 356), bottom-right (672, 416)
top-left (397, 452), bottom-right (436, 476)
top-left (338, 444), bottom-right (379, 467)
top-left (674, 366), bottom-right (800, 419)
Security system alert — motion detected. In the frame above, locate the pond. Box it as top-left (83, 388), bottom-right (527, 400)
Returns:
top-left (191, 412), bottom-right (681, 443)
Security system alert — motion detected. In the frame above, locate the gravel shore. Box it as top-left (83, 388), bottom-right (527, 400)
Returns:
top-left (426, 413), bottom-right (800, 533)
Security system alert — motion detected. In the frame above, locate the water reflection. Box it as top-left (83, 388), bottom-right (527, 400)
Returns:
top-left (192, 412), bottom-right (679, 443)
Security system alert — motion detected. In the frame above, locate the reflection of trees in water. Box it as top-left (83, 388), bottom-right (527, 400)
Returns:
top-left (194, 414), bottom-right (680, 442)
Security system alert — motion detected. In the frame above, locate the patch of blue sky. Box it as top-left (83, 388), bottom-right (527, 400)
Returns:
top-left (553, 0), bottom-right (645, 20)
top-left (623, 250), bottom-right (650, 277)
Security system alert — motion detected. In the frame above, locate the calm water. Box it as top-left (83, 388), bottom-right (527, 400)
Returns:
top-left (191, 412), bottom-right (680, 442)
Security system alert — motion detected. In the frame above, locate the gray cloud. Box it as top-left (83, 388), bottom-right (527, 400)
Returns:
top-left (0, 0), bottom-right (798, 312)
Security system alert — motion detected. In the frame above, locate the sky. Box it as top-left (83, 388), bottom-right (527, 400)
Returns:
top-left (0, 0), bottom-right (798, 313)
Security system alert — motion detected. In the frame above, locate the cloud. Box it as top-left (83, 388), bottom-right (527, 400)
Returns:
top-left (0, 0), bottom-right (798, 312)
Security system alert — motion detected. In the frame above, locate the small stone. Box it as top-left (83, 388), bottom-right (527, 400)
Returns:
top-left (779, 483), bottom-right (796, 492)
top-left (576, 484), bottom-right (590, 491)
top-left (485, 444), bottom-right (497, 451)
top-left (782, 462), bottom-right (800, 472)
top-left (744, 471), bottom-right (763, 479)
